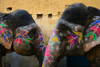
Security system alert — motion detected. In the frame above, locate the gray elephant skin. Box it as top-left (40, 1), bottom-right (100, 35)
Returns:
top-left (42, 3), bottom-right (100, 67)
top-left (0, 9), bottom-right (45, 67)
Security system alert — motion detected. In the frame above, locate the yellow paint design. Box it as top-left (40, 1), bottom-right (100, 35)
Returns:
top-left (51, 36), bottom-right (60, 43)
top-left (53, 24), bottom-right (57, 30)
top-left (79, 35), bottom-right (83, 43)
top-left (0, 38), bottom-right (3, 42)
top-left (73, 31), bottom-right (83, 43)
top-left (73, 31), bottom-right (82, 35)
top-left (42, 65), bottom-right (44, 67)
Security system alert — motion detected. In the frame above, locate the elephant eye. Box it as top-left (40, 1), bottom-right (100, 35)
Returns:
top-left (59, 24), bottom-right (68, 32)
top-left (28, 28), bottom-right (38, 39)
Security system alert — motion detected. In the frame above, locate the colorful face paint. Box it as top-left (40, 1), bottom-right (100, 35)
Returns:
top-left (85, 20), bottom-right (100, 42)
top-left (23, 31), bottom-right (28, 37)
top-left (14, 23), bottom-right (36, 47)
top-left (38, 33), bottom-right (44, 42)
top-left (38, 45), bottom-right (46, 54)
top-left (14, 32), bottom-right (33, 46)
top-left (45, 45), bottom-right (53, 58)
top-left (51, 36), bottom-right (61, 44)
top-left (3, 34), bottom-right (12, 41)
top-left (43, 45), bottom-right (53, 65)
top-left (0, 21), bottom-right (12, 42)
top-left (14, 35), bottom-right (23, 46)
top-left (26, 38), bottom-right (33, 47)
top-left (51, 24), bottom-right (59, 35)
top-left (43, 23), bottom-right (60, 66)
top-left (67, 31), bottom-right (83, 46)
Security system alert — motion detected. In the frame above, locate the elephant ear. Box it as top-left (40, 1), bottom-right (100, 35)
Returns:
top-left (57, 19), bottom-right (84, 36)
top-left (56, 19), bottom-right (84, 46)
top-left (88, 6), bottom-right (100, 16)
top-left (14, 23), bottom-right (38, 47)
top-left (0, 19), bottom-right (13, 49)
top-left (83, 16), bottom-right (100, 52)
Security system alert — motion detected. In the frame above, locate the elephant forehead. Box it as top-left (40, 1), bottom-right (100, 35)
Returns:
top-left (16, 23), bottom-right (36, 31)
top-left (57, 19), bottom-right (84, 32)
top-left (0, 19), bottom-right (13, 49)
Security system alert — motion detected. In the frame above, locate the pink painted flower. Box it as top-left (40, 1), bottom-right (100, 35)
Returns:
top-left (90, 25), bottom-right (100, 35)
top-left (45, 45), bottom-right (53, 58)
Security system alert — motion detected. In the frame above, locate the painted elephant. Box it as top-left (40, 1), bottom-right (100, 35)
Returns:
top-left (0, 9), bottom-right (46, 67)
top-left (42, 3), bottom-right (100, 67)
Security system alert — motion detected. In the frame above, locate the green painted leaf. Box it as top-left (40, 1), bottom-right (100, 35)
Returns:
top-left (43, 57), bottom-right (46, 61)
top-left (1, 23), bottom-right (6, 26)
top-left (93, 33), bottom-right (97, 42)
top-left (26, 38), bottom-right (33, 40)
top-left (26, 40), bottom-right (30, 47)
top-left (85, 32), bottom-right (93, 37)
top-left (44, 40), bottom-right (46, 45)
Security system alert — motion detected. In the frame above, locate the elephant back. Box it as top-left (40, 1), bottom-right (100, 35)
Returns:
top-left (0, 19), bottom-right (13, 49)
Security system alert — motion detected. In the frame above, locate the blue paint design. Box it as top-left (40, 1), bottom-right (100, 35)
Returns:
top-left (3, 34), bottom-right (12, 41)
top-left (6, 34), bottom-right (12, 37)
top-left (3, 36), bottom-right (6, 41)
top-left (93, 20), bottom-right (100, 24)
top-left (19, 35), bottom-right (23, 39)
top-left (38, 45), bottom-right (46, 54)
top-left (50, 36), bottom-right (61, 43)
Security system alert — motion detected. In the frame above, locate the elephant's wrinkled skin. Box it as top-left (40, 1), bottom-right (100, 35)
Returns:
top-left (0, 10), bottom-right (45, 67)
top-left (42, 3), bottom-right (100, 67)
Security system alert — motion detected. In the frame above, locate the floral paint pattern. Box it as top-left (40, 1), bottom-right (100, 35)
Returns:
top-left (38, 33), bottom-right (43, 42)
top-left (14, 35), bottom-right (23, 46)
top-left (85, 20), bottom-right (100, 42)
top-left (25, 38), bottom-right (33, 47)
top-left (42, 45), bottom-right (53, 66)
top-left (67, 31), bottom-right (83, 47)
top-left (0, 22), bottom-right (12, 42)
top-left (14, 31), bottom-right (33, 47)
top-left (42, 23), bottom-right (61, 67)
top-left (51, 36), bottom-right (61, 45)
top-left (23, 31), bottom-right (28, 37)
top-left (38, 45), bottom-right (46, 54)
top-left (51, 24), bottom-right (59, 35)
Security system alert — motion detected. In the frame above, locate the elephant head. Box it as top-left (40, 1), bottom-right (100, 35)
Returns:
top-left (0, 10), bottom-right (45, 67)
top-left (42, 3), bottom-right (100, 67)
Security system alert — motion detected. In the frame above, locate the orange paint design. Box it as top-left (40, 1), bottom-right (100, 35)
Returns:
top-left (25, 31), bottom-right (28, 35)
top-left (28, 40), bottom-right (32, 43)
top-left (2, 31), bottom-right (4, 34)
top-left (39, 35), bottom-right (41, 38)
top-left (16, 33), bottom-right (20, 37)
top-left (6, 36), bottom-right (8, 40)
top-left (93, 28), bottom-right (97, 33)
top-left (90, 35), bottom-right (93, 40)
top-left (48, 60), bottom-right (50, 63)
top-left (40, 47), bottom-right (43, 50)
top-left (0, 26), bottom-right (2, 29)
top-left (68, 39), bottom-right (72, 42)
top-left (55, 29), bottom-right (58, 31)
top-left (17, 40), bottom-right (20, 45)
top-left (98, 22), bottom-right (100, 26)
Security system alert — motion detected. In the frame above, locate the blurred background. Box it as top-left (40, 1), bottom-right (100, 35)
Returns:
top-left (0, 0), bottom-right (99, 67)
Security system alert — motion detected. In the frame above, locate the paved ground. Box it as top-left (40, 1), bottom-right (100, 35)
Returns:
top-left (2, 52), bottom-right (39, 67)
top-left (2, 52), bottom-right (67, 67)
